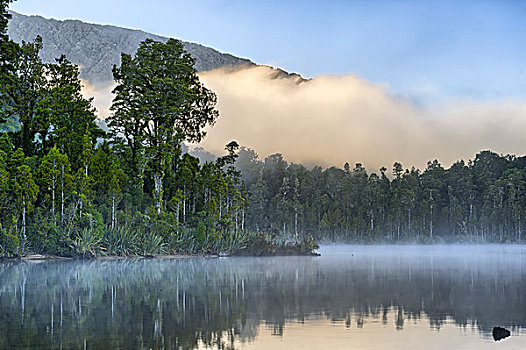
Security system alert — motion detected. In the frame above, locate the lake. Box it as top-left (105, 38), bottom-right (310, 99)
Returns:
top-left (0, 245), bottom-right (525, 349)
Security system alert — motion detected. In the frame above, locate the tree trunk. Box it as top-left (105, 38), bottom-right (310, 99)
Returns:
top-left (52, 158), bottom-right (56, 224)
top-left (294, 206), bottom-right (298, 238)
top-left (61, 164), bottom-right (65, 225)
top-left (519, 213), bottom-right (522, 242)
top-left (176, 201), bottom-right (180, 224)
top-left (218, 194), bottom-right (221, 219)
top-left (235, 210), bottom-right (238, 233)
top-left (153, 172), bottom-right (163, 215)
top-left (111, 194), bottom-right (116, 230)
top-left (408, 208), bottom-right (411, 232)
top-left (430, 203), bottom-right (433, 239)
top-left (21, 196), bottom-right (27, 255)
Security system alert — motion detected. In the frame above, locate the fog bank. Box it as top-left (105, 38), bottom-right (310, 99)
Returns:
top-left (82, 66), bottom-right (526, 171)
top-left (199, 66), bottom-right (526, 171)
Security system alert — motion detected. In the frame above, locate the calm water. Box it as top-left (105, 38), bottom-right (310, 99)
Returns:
top-left (1, 245), bottom-right (525, 349)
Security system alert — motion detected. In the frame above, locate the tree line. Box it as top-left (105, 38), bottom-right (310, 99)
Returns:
top-left (0, 0), bottom-right (247, 257)
top-left (237, 147), bottom-right (526, 243)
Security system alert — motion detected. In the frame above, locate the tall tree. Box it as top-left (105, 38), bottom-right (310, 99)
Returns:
top-left (47, 56), bottom-right (102, 167)
top-left (108, 38), bottom-right (219, 214)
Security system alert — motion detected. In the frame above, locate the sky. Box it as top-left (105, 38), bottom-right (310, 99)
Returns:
top-left (10, 0), bottom-right (526, 103)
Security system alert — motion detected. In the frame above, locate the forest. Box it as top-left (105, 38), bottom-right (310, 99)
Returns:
top-left (0, 1), bottom-right (257, 258)
top-left (1, 0), bottom-right (525, 259)
top-left (237, 148), bottom-right (526, 243)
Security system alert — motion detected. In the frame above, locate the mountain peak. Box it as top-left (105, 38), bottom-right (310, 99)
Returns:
top-left (7, 10), bottom-right (254, 85)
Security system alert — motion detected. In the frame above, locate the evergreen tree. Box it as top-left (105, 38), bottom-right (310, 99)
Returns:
top-left (108, 38), bottom-right (219, 214)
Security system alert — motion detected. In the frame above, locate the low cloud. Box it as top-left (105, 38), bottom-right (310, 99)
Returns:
top-left (198, 66), bottom-right (526, 171)
top-left (80, 79), bottom-right (116, 120)
top-left (81, 65), bottom-right (526, 172)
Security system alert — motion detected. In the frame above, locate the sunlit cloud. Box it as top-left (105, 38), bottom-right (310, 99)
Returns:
top-left (80, 79), bottom-right (116, 120)
top-left (198, 66), bottom-right (526, 171)
top-left (81, 66), bottom-right (526, 172)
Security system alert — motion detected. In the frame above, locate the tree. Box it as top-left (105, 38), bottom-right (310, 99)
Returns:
top-left (37, 146), bottom-right (72, 225)
top-left (47, 56), bottom-right (102, 167)
top-left (0, 1), bottom-right (17, 87)
top-left (91, 142), bottom-right (126, 229)
top-left (2, 36), bottom-right (49, 156)
top-left (10, 149), bottom-right (38, 252)
top-left (108, 38), bottom-right (219, 214)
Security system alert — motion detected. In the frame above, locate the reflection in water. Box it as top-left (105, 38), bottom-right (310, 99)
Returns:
top-left (0, 245), bottom-right (525, 349)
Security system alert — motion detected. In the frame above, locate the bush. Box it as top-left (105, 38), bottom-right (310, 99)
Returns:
top-left (0, 226), bottom-right (20, 258)
top-left (72, 228), bottom-right (103, 258)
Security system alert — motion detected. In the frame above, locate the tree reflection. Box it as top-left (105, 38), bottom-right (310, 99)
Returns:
top-left (0, 247), bottom-right (525, 348)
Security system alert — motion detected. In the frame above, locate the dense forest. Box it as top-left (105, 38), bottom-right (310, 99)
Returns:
top-left (1, 0), bottom-right (525, 259)
top-left (237, 148), bottom-right (526, 243)
top-left (0, 0), bottom-right (255, 258)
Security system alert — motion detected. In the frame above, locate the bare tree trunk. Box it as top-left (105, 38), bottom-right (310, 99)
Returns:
top-left (22, 196), bottom-right (27, 254)
top-left (408, 208), bottom-right (411, 232)
top-left (154, 172), bottom-right (162, 215)
top-left (218, 194), bottom-right (221, 219)
top-left (294, 206), bottom-right (298, 238)
top-left (111, 194), bottom-right (116, 230)
top-left (61, 164), bottom-right (65, 225)
top-left (52, 158), bottom-right (56, 224)
top-left (519, 213), bottom-right (522, 242)
top-left (430, 203), bottom-right (433, 239)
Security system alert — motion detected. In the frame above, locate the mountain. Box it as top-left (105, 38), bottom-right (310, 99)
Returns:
top-left (7, 11), bottom-right (254, 85)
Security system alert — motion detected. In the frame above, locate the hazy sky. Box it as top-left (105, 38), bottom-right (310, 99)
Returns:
top-left (11, 0), bottom-right (526, 102)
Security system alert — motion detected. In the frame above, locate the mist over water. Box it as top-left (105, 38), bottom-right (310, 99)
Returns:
top-left (1, 245), bottom-right (525, 349)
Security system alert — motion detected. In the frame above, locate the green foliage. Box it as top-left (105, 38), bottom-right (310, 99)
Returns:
top-left (139, 231), bottom-right (166, 255)
top-left (103, 227), bottom-right (140, 256)
top-left (108, 38), bottom-right (219, 214)
top-left (72, 227), bottom-right (102, 258)
top-left (0, 225), bottom-right (19, 258)
top-left (0, 2), bottom-right (244, 257)
top-left (240, 149), bottom-right (526, 243)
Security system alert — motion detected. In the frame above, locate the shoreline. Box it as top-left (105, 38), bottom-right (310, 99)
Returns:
top-left (3, 251), bottom-right (320, 262)
top-left (2, 252), bottom-right (224, 262)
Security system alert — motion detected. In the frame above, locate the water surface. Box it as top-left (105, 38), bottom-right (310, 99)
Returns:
top-left (1, 245), bottom-right (525, 349)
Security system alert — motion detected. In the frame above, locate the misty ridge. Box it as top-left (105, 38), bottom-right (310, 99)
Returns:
top-left (8, 10), bottom-right (526, 173)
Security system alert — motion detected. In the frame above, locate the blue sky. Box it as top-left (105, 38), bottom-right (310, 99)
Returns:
top-left (10, 0), bottom-right (526, 102)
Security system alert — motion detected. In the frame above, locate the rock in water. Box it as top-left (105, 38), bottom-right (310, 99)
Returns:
top-left (492, 326), bottom-right (511, 341)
